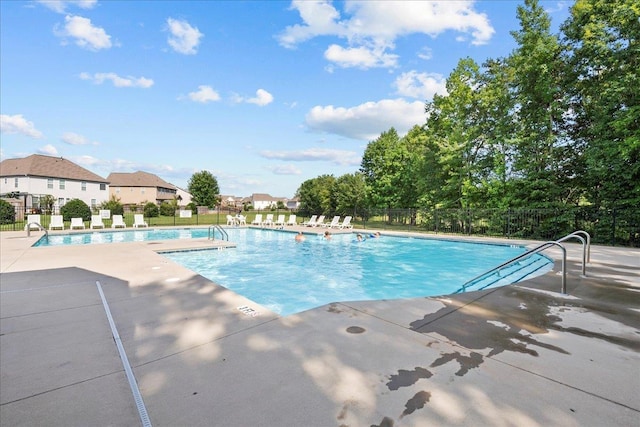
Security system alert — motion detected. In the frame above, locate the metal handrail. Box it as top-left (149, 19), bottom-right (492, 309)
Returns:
top-left (457, 241), bottom-right (567, 294)
top-left (555, 230), bottom-right (591, 276)
top-left (208, 225), bottom-right (228, 241)
top-left (26, 222), bottom-right (47, 238)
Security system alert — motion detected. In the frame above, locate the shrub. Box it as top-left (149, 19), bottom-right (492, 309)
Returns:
top-left (159, 201), bottom-right (175, 217)
top-left (100, 196), bottom-right (124, 216)
top-left (60, 199), bottom-right (91, 221)
top-left (0, 200), bottom-right (16, 225)
top-left (143, 202), bottom-right (159, 218)
top-left (186, 202), bottom-right (197, 214)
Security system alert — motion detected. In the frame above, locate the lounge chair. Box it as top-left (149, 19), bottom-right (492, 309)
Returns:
top-left (251, 214), bottom-right (263, 226)
top-left (324, 216), bottom-right (341, 228)
top-left (70, 217), bottom-right (85, 229)
top-left (90, 215), bottom-right (105, 229)
top-left (25, 214), bottom-right (42, 231)
top-left (236, 214), bottom-right (247, 226)
top-left (273, 214), bottom-right (286, 227)
top-left (226, 215), bottom-right (237, 226)
top-left (286, 214), bottom-right (297, 226)
top-left (262, 213), bottom-right (274, 227)
top-left (313, 215), bottom-right (326, 227)
top-left (337, 216), bottom-right (353, 229)
top-left (111, 214), bottom-right (126, 228)
top-left (133, 214), bottom-right (148, 228)
top-left (302, 215), bottom-right (317, 227)
top-left (49, 214), bottom-right (65, 230)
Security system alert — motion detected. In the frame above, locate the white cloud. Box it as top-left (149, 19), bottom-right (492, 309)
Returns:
top-left (38, 144), bottom-right (59, 156)
top-left (0, 114), bottom-right (44, 138)
top-left (187, 85), bottom-right (221, 103)
top-left (61, 131), bottom-right (99, 145)
top-left (37, 0), bottom-right (97, 13)
top-left (55, 15), bottom-right (112, 51)
top-left (278, 1), bottom-right (494, 69)
top-left (305, 99), bottom-right (426, 141)
top-left (260, 148), bottom-right (361, 166)
top-left (393, 71), bottom-right (447, 100)
top-left (247, 89), bottom-right (274, 106)
top-left (324, 44), bottom-right (398, 69)
top-left (232, 89), bottom-right (274, 106)
top-left (166, 18), bottom-right (203, 55)
top-left (267, 164), bottom-right (303, 175)
top-left (79, 72), bottom-right (154, 88)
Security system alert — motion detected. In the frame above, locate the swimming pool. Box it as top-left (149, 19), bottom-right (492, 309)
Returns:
top-left (161, 228), bottom-right (552, 316)
top-left (33, 228), bottom-right (211, 246)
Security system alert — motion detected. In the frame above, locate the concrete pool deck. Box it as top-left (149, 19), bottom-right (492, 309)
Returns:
top-left (1, 226), bottom-right (638, 426)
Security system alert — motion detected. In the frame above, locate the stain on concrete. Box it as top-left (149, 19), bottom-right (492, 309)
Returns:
top-left (400, 391), bottom-right (431, 418)
top-left (346, 326), bottom-right (366, 334)
top-left (430, 351), bottom-right (484, 376)
top-left (370, 416), bottom-right (394, 427)
top-left (328, 303), bottom-right (342, 314)
top-left (386, 367), bottom-right (433, 391)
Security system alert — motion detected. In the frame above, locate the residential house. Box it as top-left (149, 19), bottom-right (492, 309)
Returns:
top-left (175, 186), bottom-right (193, 207)
top-left (286, 197), bottom-right (300, 210)
top-left (107, 171), bottom-right (177, 206)
top-left (249, 193), bottom-right (278, 210)
top-left (0, 154), bottom-right (109, 213)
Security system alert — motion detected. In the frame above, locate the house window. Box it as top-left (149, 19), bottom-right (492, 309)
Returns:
top-left (48, 178), bottom-right (53, 189)
top-left (58, 198), bottom-right (65, 207)
top-left (141, 188), bottom-right (145, 194)
top-left (91, 199), bottom-right (97, 209)
top-left (81, 182), bottom-right (87, 191)
top-left (100, 183), bottom-right (106, 191)
top-left (14, 178), bottom-right (18, 188)
top-left (59, 179), bottom-right (65, 190)
top-left (116, 187), bottom-right (120, 194)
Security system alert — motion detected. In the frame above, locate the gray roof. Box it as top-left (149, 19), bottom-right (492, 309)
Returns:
top-left (0, 154), bottom-right (108, 183)
top-left (107, 171), bottom-right (176, 190)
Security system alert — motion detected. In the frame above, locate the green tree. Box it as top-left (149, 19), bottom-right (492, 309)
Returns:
top-left (295, 175), bottom-right (336, 216)
top-left (188, 171), bottom-right (220, 208)
top-left (561, 0), bottom-right (640, 208)
top-left (331, 173), bottom-right (367, 217)
top-left (100, 195), bottom-right (124, 216)
top-left (143, 202), bottom-right (159, 218)
top-left (0, 199), bottom-right (16, 225)
top-left (60, 199), bottom-right (91, 221)
top-left (508, 0), bottom-right (573, 207)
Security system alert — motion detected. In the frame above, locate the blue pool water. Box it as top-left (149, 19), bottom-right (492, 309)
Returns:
top-left (34, 227), bottom-right (552, 316)
top-left (161, 229), bottom-right (552, 316)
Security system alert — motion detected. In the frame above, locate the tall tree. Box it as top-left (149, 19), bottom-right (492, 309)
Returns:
top-left (562, 0), bottom-right (640, 208)
top-left (295, 174), bottom-right (336, 216)
top-left (508, 0), bottom-right (572, 207)
top-left (330, 172), bottom-right (367, 217)
top-left (187, 171), bottom-right (220, 208)
top-left (424, 58), bottom-right (487, 208)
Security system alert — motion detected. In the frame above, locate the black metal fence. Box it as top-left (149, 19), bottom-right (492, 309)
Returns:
top-left (355, 207), bottom-right (639, 247)
top-left (2, 205), bottom-right (638, 247)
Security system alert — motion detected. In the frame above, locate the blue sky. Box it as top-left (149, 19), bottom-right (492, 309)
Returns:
top-left (0, 0), bottom-right (571, 198)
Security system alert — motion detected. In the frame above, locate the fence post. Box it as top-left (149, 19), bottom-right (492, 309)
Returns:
top-left (611, 208), bottom-right (616, 246)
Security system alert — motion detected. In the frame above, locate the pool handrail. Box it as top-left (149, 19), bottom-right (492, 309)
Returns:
top-left (457, 241), bottom-right (567, 294)
top-left (208, 225), bottom-right (228, 241)
top-left (555, 230), bottom-right (590, 276)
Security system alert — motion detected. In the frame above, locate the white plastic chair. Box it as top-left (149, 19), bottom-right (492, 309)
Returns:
top-left (111, 215), bottom-right (127, 228)
top-left (49, 215), bottom-right (64, 230)
top-left (90, 215), bottom-right (105, 229)
top-left (70, 217), bottom-right (85, 229)
top-left (133, 214), bottom-right (148, 228)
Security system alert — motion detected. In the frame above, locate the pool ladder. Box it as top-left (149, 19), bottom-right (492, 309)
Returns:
top-left (456, 230), bottom-right (591, 295)
top-left (26, 222), bottom-right (48, 242)
top-left (208, 225), bottom-right (228, 241)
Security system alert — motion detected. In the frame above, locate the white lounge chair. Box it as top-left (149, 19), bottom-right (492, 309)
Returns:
top-left (226, 215), bottom-right (237, 226)
top-left (324, 216), bottom-right (341, 228)
top-left (262, 213), bottom-right (274, 227)
top-left (133, 214), bottom-right (148, 228)
top-left (302, 215), bottom-right (317, 227)
top-left (111, 214), bottom-right (126, 228)
top-left (25, 214), bottom-right (42, 231)
top-left (90, 215), bottom-right (105, 229)
top-left (313, 215), bottom-right (326, 227)
top-left (286, 214), bottom-right (297, 226)
top-left (251, 214), bottom-right (263, 226)
top-left (48, 215), bottom-right (64, 230)
top-left (236, 214), bottom-right (247, 226)
top-left (337, 216), bottom-right (353, 229)
top-left (70, 217), bottom-right (85, 229)
top-left (273, 214), bottom-right (286, 227)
